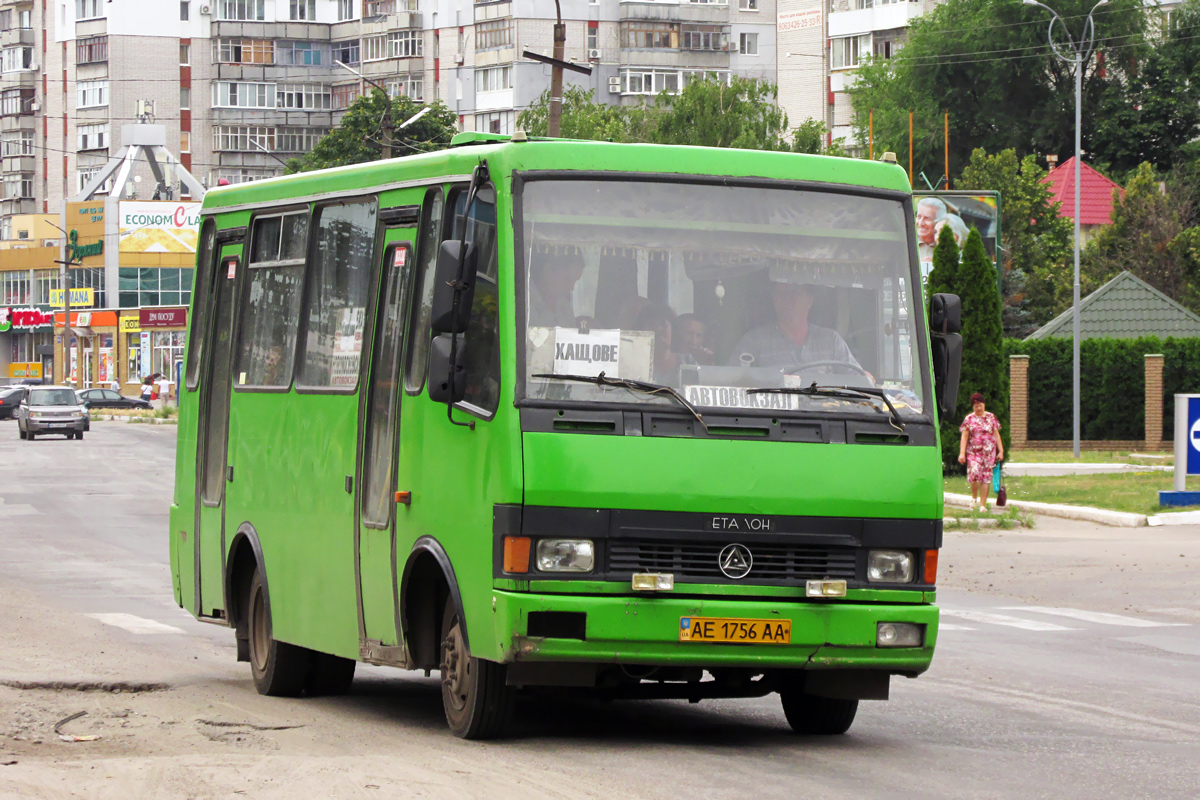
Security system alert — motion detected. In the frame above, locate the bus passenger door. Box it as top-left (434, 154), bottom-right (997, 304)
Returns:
top-left (195, 247), bottom-right (241, 618)
top-left (356, 228), bottom-right (417, 661)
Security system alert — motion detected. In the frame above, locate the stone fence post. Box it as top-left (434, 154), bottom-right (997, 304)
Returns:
top-left (1145, 354), bottom-right (1164, 450)
top-left (1010, 355), bottom-right (1029, 449)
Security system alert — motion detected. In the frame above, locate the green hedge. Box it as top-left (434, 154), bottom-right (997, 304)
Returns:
top-left (1005, 337), bottom-right (1200, 441)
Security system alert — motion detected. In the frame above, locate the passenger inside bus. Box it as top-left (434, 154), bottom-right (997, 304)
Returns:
top-left (528, 247), bottom-right (585, 328)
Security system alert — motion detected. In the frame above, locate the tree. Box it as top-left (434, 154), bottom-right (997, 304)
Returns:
top-left (957, 148), bottom-right (1073, 335)
top-left (287, 93), bottom-right (458, 173)
top-left (847, 0), bottom-right (1148, 180)
top-left (952, 229), bottom-right (1010, 468)
top-left (1082, 162), bottom-right (1200, 311)
top-left (515, 86), bottom-right (655, 142)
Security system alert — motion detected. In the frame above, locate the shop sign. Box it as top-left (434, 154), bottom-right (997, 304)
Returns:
top-left (139, 307), bottom-right (187, 328)
top-left (1, 307), bottom-right (54, 331)
top-left (66, 228), bottom-right (104, 261)
top-left (7, 363), bottom-right (42, 379)
top-left (49, 288), bottom-right (95, 307)
top-left (119, 316), bottom-right (141, 333)
top-left (119, 201), bottom-right (202, 253)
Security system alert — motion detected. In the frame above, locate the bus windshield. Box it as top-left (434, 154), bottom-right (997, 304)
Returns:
top-left (520, 178), bottom-right (928, 420)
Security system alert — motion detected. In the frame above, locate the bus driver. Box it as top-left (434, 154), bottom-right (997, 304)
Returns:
top-left (729, 278), bottom-right (863, 375)
top-left (528, 248), bottom-right (584, 328)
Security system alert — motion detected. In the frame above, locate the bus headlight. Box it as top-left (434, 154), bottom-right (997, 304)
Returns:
top-left (536, 539), bottom-right (595, 573)
top-left (877, 622), bottom-right (923, 647)
top-left (867, 550), bottom-right (914, 583)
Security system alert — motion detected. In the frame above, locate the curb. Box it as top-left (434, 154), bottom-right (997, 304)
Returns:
top-left (943, 517), bottom-right (1006, 529)
top-left (945, 492), bottom-right (1147, 528)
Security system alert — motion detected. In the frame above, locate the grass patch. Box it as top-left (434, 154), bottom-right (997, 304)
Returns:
top-left (1008, 449), bottom-right (1173, 465)
top-left (944, 505), bottom-right (1034, 531)
top-left (944, 472), bottom-right (1200, 516)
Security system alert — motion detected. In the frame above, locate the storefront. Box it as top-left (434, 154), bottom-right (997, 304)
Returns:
top-left (0, 306), bottom-right (55, 382)
top-left (127, 307), bottom-right (188, 389)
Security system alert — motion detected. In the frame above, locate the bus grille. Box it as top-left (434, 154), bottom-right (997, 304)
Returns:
top-left (606, 539), bottom-right (857, 582)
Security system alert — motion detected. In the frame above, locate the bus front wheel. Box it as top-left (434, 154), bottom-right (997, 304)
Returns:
top-left (439, 596), bottom-right (513, 739)
top-left (247, 568), bottom-right (311, 697)
top-left (780, 687), bottom-right (859, 735)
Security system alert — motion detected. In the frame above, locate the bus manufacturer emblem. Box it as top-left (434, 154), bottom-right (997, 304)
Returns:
top-left (718, 544), bottom-right (753, 580)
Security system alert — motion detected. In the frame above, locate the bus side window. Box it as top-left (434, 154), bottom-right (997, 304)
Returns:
top-left (446, 186), bottom-right (501, 416)
top-left (404, 187), bottom-right (444, 393)
top-left (236, 212), bottom-right (308, 389)
top-left (184, 218), bottom-right (217, 390)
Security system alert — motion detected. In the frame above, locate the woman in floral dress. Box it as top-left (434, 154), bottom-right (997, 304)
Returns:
top-left (958, 392), bottom-right (1004, 511)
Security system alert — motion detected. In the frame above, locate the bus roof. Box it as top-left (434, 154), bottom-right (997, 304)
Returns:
top-left (200, 138), bottom-right (913, 213)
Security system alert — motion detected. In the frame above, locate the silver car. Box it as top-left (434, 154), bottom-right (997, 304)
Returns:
top-left (17, 386), bottom-right (90, 441)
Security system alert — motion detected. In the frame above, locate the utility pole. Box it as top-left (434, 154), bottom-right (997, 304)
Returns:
top-left (1023, 0), bottom-right (1108, 459)
top-left (47, 220), bottom-right (79, 389)
top-left (335, 60), bottom-right (395, 159)
top-left (548, 0), bottom-right (566, 137)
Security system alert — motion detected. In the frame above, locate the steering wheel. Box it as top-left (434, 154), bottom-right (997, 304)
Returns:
top-left (784, 360), bottom-right (872, 378)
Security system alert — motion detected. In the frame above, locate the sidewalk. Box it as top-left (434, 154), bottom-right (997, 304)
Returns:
top-left (1003, 462), bottom-right (1173, 477)
top-left (945, 492), bottom-right (1200, 528)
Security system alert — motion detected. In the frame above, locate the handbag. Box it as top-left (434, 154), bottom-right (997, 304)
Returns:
top-left (993, 463), bottom-right (1007, 506)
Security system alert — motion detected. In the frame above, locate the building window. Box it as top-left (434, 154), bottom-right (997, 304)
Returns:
top-left (739, 32), bottom-right (758, 55)
top-left (1, 47), bottom-right (33, 73)
top-left (278, 40), bottom-right (327, 66)
top-left (476, 19), bottom-right (512, 50)
top-left (332, 83), bottom-right (361, 109)
top-left (621, 68), bottom-right (729, 95)
top-left (180, 1), bottom-right (189, 20)
top-left (212, 82), bottom-right (276, 108)
top-left (831, 34), bottom-right (870, 69)
top-left (77, 123), bottom-right (109, 150)
top-left (332, 40), bottom-right (360, 65)
top-left (77, 165), bottom-right (112, 195)
top-left (77, 80), bottom-right (109, 109)
top-left (363, 33), bottom-right (387, 62)
top-left (212, 168), bottom-right (278, 185)
top-left (0, 272), bottom-right (32, 305)
top-left (338, 0), bottom-right (355, 20)
top-left (0, 130), bottom-right (34, 156)
top-left (0, 11), bottom-right (10, 30)
top-left (213, 125), bottom-right (276, 152)
top-left (681, 25), bottom-right (728, 51)
top-left (77, 36), bottom-right (108, 64)
top-left (289, 0), bottom-right (316, 21)
top-left (276, 127), bottom-right (327, 152)
top-left (214, 38), bottom-right (274, 64)
top-left (1, 88), bottom-right (34, 116)
top-left (387, 75), bottom-right (423, 102)
top-left (277, 83), bottom-right (332, 109)
top-left (621, 22), bottom-right (677, 49)
top-left (3, 174), bottom-right (35, 199)
top-left (478, 110), bottom-right (513, 135)
top-left (180, 131), bottom-right (190, 152)
top-left (367, 0), bottom-right (414, 13)
top-left (739, 0), bottom-right (758, 8)
top-left (587, 23), bottom-right (599, 51)
top-left (216, 0), bottom-right (265, 21)
top-left (180, 87), bottom-right (191, 109)
top-left (687, 0), bottom-right (728, 4)
top-left (475, 65), bottom-right (512, 93)
top-left (389, 29), bottom-right (423, 57)
top-left (76, 0), bottom-right (104, 20)
top-left (118, 269), bottom-right (192, 311)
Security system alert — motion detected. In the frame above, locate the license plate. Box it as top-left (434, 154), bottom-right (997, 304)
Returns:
top-left (679, 617), bottom-right (791, 644)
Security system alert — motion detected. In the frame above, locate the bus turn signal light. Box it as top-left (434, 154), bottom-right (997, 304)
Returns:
top-left (924, 549), bottom-right (938, 584)
top-left (394, 491), bottom-right (411, 505)
top-left (504, 537), bottom-right (531, 574)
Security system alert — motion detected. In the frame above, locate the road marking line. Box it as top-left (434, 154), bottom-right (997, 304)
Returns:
top-left (87, 613), bottom-right (186, 635)
top-left (998, 606), bottom-right (1189, 628)
top-left (940, 609), bottom-right (1079, 631)
top-left (937, 623), bottom-right (977, 631)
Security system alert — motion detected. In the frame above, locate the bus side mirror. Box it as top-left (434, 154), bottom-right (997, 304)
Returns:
top-left (427, 334), bottom-right (467, 404)
top-left (929, 293), bottom-right (961, 334)
top-left (430, 240), bottom-right (477, 335)
top-left (931, 331), bottom-right (962, 419)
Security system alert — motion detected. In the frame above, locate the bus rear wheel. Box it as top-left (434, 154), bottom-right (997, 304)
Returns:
top-left (439, 596), bottom-right (512, 739)
top-left (780, 688), bottom-right (859, 735)
top-left (247, 568), bottom-right (311, 697)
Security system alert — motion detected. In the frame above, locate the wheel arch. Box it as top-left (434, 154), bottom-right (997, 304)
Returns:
top-left (400, 536), bottom-right (467, 670)
top-left (225, 522), bottom-right (267, 662)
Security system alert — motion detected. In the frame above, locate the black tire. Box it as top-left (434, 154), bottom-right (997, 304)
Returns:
top-left (306, 652), bottom-right (356, 696)
top-left (19, 429), bottom-right (26, 440)
top-left (246, 568), bottom-right (311, 697)
top-left (26, 432), bottom-right (34, 441)
top-left (75, 431), bottom-right (84, 440)
top-left (440, 596), bottom-right (513, 739)
top-left (780, 688), bottom-right (859, 735)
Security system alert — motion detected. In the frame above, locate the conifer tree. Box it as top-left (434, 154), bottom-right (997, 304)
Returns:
top-left (952, 229), bottom-right (1010, 469)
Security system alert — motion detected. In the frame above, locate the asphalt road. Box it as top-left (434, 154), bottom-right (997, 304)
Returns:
top-left (1, 420), bottom-right (1198, 799)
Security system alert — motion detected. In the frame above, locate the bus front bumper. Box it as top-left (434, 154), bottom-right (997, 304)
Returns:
top-left (491, 590), bottom-right (938, 673)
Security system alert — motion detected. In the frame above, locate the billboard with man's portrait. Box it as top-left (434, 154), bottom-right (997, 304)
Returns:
top-left (914, 191), bottom-right (1001, 282)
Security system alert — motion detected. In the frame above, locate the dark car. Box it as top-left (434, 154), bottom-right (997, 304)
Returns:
top-left (76, 388), bottom-right (152, 410)
top-left (16, 386), bottom-right (90, 440)
top-left (0, 386), bottom-right (27, 420)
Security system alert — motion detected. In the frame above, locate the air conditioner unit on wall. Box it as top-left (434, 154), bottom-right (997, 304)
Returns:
top-left (454, 54), bottom-right (464, 65)
top-left (607, 76), bottom-right (620, 93)
top-left (588, 48), bottom-right (601, 61)
top-left (199, 5), bottom-right (211, 14)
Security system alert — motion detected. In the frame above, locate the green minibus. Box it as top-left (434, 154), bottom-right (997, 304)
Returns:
top-left (170, 132), bottom-right (963, 739)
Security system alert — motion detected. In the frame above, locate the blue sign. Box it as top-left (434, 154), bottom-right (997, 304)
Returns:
top-left (1189, 397), bottom-right (1200, 476)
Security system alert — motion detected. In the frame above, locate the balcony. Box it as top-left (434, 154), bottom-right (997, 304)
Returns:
top-left (620, 0), bottom-right (731, 24)
top-left (828, 1), bottom-right (921, 37)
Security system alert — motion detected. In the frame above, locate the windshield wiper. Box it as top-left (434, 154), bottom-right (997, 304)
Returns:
top-left (747, 382), bottom-right (905, 431)
top-left (532, 371), bottom-right (708, 432)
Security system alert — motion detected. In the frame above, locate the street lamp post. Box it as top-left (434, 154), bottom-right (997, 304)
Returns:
top-left (1023, 0), bottom-right (1108, 459)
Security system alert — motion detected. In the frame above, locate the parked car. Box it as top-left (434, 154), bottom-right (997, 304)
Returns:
top-left (76, 388), bottom-right (152, 410)
top-left (0, 386), bottom-right (27, 420)
top-left (16, 386), bottom-right (90, 440)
